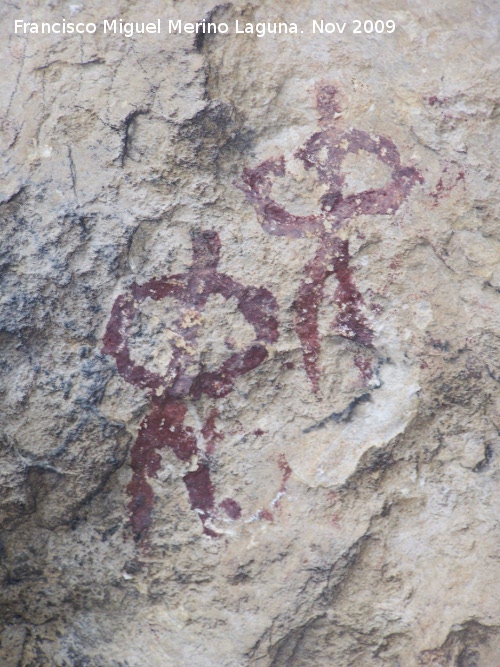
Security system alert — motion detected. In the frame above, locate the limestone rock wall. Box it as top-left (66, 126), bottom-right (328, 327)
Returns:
top-left (1, 1), bottom-right (499, 665)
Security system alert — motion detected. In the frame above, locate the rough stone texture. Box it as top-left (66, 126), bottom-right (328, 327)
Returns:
top-left (1, 1), bottom-right (499, 665)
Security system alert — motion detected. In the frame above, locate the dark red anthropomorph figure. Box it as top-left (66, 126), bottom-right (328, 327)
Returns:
top-left (239, 84), bottom-right (423, 393)
top-left (102, 230), bottom-right (279, 543)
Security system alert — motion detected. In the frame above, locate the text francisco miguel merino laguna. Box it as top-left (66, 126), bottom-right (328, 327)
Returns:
top-left (14, 18), bottom-right (344, 37)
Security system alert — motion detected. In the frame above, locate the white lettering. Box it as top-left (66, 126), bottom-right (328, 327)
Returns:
top-left (312, 20), bottom-right (346, 34)
top-left (234, 21), bottom-right (298, 37)
top-left (103, 19), bottom-right (116, 33)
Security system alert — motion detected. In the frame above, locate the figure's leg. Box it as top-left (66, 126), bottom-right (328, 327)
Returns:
top-left (126, 398), bottom-right (197, 542)
top-left (293, 243), bottom-right (333, 393)
top-left (331, 238), bottom-right (373, 348)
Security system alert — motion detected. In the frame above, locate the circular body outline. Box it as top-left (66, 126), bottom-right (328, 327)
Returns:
top-left (102, 230), bottom-right (280, 541)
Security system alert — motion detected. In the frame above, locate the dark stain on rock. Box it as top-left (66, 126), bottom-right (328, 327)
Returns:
top-left (472, 444), bottom-right (493, 473)
top-left (102, 231), bottom-right (279, 543)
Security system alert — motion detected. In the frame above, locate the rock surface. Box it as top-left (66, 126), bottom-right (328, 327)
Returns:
top-left (1, 1), bottom-right (499, 665)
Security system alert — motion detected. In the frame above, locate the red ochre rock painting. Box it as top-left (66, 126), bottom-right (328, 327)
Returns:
top-left (239, 84), bottom-right (424, 393)
top-left (102, 230), bottom-right (280, 542)
top-left (429, 166), bottom-right (465, 207)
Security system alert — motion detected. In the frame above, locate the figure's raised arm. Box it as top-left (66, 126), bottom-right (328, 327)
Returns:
top-left (239, 156), bottom-right (324, 239)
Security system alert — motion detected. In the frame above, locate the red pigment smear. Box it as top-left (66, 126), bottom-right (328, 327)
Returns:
top-left (278, 453), bottom-right (292, 493)
top-left (278, 453), bottom-right (292, 483)
top-left (260, 508), bottom-right (274, 522)
top-left (331, 238), bottom-right (373, 347)
top-left (254, 454), bottom-right (292, 518)
top-left (430, 177), bottom-right (444, 206)
top-left (183, 464), bottom-right (217, 536)
top-left (202, 409), bottom-right (223, 456)
top-left (126, 399), bottom-right (197, 540)
top-left (293, 238), bottom-right (373, 392)
top-left (293, 248), bottom-right (332, 393)
top-left (430, 170), bottom-right (465, 206)
top-left (316, 83), bottom-right (342, 124)
top-left (354, 355), bottom-right (373, 384)
top-left (189, 344), bottom-right (268, 400)
top-left (126, 475), bottom-right (155, 541)
top-left (102, 231), bottom-right (280, 543)
top-left (429, 96), bottom-right (444, 106)
top-left (238, 84), bottom-right (423, 392)
top-left (219, 497), bottom-right (242, 520)
top-left (253, 428), bottom-right (264, 437)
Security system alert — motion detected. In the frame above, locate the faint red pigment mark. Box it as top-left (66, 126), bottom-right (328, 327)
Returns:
top-left (429, 166), bottom-right (465, 207)
top-left (428, 337), bottom-right (450, 352)
top-left (326, 491), bottom-right (341, 528)
top-left (250, 454), bottom-right (293, 522)
top-left (219, 497), bottom-right (242, 520)
top-left (428, 96), bottom-right (446, 107)
top-left (354, 355), bottom-right (373, 384)
top-left (239, 83), bottom-right (423, 392)
top-left (369, 302), bottom-right (384, 315)
top-left (389, 258), bottom-right (401, 270)
top-left (202, 408), bottom-right (223, 456)
top-left (102, 230), bottom-right (279, 543)
top-left (278, 453), bottom-right (292, 490)
top-left (224, 336), bottom-right (235, 350)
